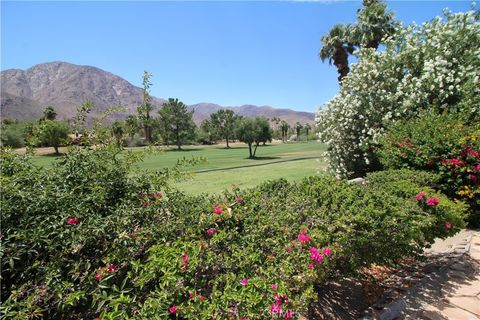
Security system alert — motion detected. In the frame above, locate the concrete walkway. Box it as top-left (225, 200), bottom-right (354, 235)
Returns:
top-left (403, 230), bottom-right (480, 320)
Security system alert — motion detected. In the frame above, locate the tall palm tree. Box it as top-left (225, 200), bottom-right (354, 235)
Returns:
top-left (319, 25), bottom-right (355, 83)
top-left (319, 0), bottom-right (397, 83)
top-left (304, 123), bottom-right (312, 141)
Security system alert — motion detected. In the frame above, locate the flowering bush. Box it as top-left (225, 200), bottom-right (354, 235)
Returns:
top-left (316, 8), bottom-right (480, 178)
top-left (377, 112), bottom-right (479, 225)
top-left (0, 146), bottom-right (466, 319)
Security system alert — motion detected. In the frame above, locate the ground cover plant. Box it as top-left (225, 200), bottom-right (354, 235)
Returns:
top-left (0, 144), bottom-right (466, 319)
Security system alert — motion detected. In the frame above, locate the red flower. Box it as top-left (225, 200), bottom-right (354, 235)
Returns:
top-left (169, 305), bottom-right (177, 314)
top-left (180, 264), bottom-right (188, 271)
top-left (95, 273), bottom-right (103, 281)
top-left (142, 202), bottom-right (151, 207)
top-left (308, 263), bottom-right (314, 269)
top-left (183, 255), bottom-right (189, 264)
top-left (189, 292), bottom-right (194, 300)
top-left (444, 221), bottom-right (452, 230)
top-left (66, 217), bottom-right (79, 225)
top-left (199, 295), bottom-right (205, 302)
top-left (298, 230), bottom-right (311, 244)
top-left (214, 206), bottom-right (223, 214)
top-left (416, 192), bottom-right (426, 201)
top-left (207, 228), bottom-right (216, 236)
top-left (151, 192), bottom-right (163, 199)
top-left (107, 264), bottom-right (117, 273)
top-left (235, 197), bottom-right (244, 203)
top-left (285, 246), bottom-right (292, 253)
top-left (426, 197), bottom-right (439, 206)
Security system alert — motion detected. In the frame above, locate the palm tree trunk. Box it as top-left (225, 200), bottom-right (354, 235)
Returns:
top-left (333, 46), bottom-right (349, 83)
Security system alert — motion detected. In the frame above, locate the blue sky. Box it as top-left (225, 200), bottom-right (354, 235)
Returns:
top-left (1, 1), bottom-right (474, 112)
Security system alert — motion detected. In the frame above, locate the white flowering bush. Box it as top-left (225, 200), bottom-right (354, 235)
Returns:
top-left (316, 8), bottom-right (480, 178)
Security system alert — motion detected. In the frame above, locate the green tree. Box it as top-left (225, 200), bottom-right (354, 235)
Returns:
top-left (125, 115), bottom-right (139, 138)
top-left (111, 121), bottom-right (124, 146)
top-left (199, 119), bottom-right (218, 144)
top-left (236, 117), bottom-right (272, 158)
top-left (35, 120), bottom-right (69, 154)
top-left (209, 109), bottom-right (240, 148)
top-left (304, 123), bottom-right (312, 141)
top-left (280, 120), bottom-right (290, 143)
top-left (137, 71), bottom-right (154, 143)
top-left (42, 106), bottom-right (57, 121)
top-left (295, 122), bottom-right (303, 141)
top-left (158, 98), bottom-right (196, 150)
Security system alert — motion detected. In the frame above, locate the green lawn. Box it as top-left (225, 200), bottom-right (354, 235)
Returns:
top-left (30, 141), bottom-right (328, 194)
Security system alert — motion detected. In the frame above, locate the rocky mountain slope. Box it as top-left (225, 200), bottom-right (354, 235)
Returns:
top-left (1, 61), bottom-right (314, 124)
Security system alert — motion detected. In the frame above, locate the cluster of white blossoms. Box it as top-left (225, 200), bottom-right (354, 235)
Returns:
top-left (316, 8), bottom-right (480, 179)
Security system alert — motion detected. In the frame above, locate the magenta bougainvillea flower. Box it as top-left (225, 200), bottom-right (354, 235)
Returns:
top-left (95, 273), bottom-right (103, 281)
top-left (151, 192), bottom-right (163, 199)
top-left (308, 263), bottom-right (314, 269)
top-left (309, 247), bottom-right (324, 263)
top-left (214, 206), bottom-right (223, 214)
top-left (169, 305), bottom-right (177, 314)
top-left (271, 284), bottom-right (278, 291)
top-left (285, 246), bottom-right (292, 253)
top-left (298, 230), bottom-right (311, 244)
top-left (416, 192), bottom-right (426, 201)
top-left (426, 197), bottom-right (439, 206)
top-left (445, 221), bottom-right (452, 230)
top-left (207, 228), bottom-right (216, 236)
top-left (189, 292), bottom-right (194, 300)
top-left (269, 303), bottom-right (282, 314)
top-left (183, 255), bottom-right (189, 264)
top-left (322, 247), bottom-right (332, 257)
top-left (66, 217), bottom-right (79, 225)
top-left (236, 197), bottom-right (244, 203)
top-left (199, 295), bottom-right (205, 302)
top-left (240, 278), bottom-right (249, 286)
top-left (284, 310), bottom-right (294, 320)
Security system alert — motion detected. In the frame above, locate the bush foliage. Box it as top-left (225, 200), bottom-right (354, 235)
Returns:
top-left (377, 112), bottom-right (479, 224)
top-left (316, 8), bottom-right (480, 178)
top-left (0, 145), bottom-right (466, 319)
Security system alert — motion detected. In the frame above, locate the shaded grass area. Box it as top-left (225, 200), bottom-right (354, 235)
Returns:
top-left (29, 141), bottom-right (328, 194)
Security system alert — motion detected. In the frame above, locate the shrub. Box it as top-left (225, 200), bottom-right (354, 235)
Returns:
top-left (377, 112), bottom-right (479, 224)
top-left (0, 146), bottom-right (466, 319)
top-left (316, 8), bottom-right (480, 179)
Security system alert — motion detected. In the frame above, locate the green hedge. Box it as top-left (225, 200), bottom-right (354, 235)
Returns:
top-left (0, 146), bottom-right (466, 319)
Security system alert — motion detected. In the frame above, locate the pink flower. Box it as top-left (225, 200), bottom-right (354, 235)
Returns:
top-left (473, 164), bottom-right (480, 172)
top-left (236, 197), bottom-right (244, 203)
top-left (445, 221), bottom-right (452, 230)
top-left (309, 247), bottom-right (324, 263)
top-left (285, 246), bottom-right (292, 253)
top-left (214, 206), bottom-right (223, 214)
top-left (284, 310), bottom-right (294, 320)
top-left (469, 174), bottom-right (477, 182)
top-left (189, 292), bottom-right (194, 300)
top-left (95, 273), bottom-right (103, 281)
top-left (142, 202), bottom-right (151, 207)
top-left (169, 305), bottom-right (177, 314)
top-left (308, 263), bottom-right (314, 269)
top-left (298, 230), bottom-right (311, 244)
top-left (207, 228), bottom-right (216, 236)
top-left (269, 303), bottom-right (282, 315)
top-left (322, 247), bottom-right (332, 257)
top-left (426, 197), bottom-right (439, 206)
top-left (271, 284), bottom-right (278, 291)
top-left (183, 255), bottom-right (189, 264)
top-left (151, 192), bottom-right (163, 199)
top-left (107, 264), bottom-right (117, 273)
top-left (180, 265), bottom-right (188, 271)
top-left (416, 192), bottom-right (426, 201)
top-left (240, 278), bottom-right (249, 286)
top-left (199, 295), bottom-right (205, 302)
top-left (66, 217), bottom-right (79, 225)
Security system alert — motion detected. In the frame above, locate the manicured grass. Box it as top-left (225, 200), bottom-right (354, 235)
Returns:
top-left (29, 141), bottom-right (328, 194)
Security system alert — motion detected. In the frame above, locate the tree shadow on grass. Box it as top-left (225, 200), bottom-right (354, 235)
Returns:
top-left (165, 148), bottom-right (203, 152)
top-left (246, 156), bottom-right (280, 161)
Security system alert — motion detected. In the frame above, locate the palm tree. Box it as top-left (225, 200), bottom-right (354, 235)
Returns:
top-left (295, 122), bottom-right (303, 142)
top-left (304, 123), bottom-right (312, 141)
top-left (280, 121), bottom-right (290, 143)
top-left (355, 0), bottom-right (397, 50)
top-left (319, 0), bottom-right (397, 83)
top-left (319, 24), bottom-right (356, 83)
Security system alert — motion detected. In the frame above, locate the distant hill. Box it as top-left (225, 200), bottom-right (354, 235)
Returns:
top-left (1, 61), bottom-right (315, 125)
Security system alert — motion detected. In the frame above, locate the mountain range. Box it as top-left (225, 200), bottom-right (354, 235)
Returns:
top-left (0, 61), bottom-right (315, 125)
